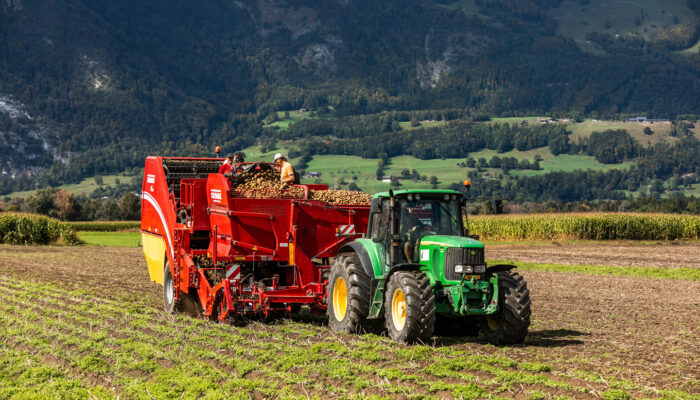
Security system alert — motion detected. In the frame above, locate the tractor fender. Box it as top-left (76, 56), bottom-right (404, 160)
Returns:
top-left (486, 264), bottom-right (517, 275)
top-left (338, 242), bottom-right (377, 280)
top-left (387, 263), bottom-right (424, 281)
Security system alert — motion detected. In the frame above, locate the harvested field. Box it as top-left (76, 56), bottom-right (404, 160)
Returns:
top-left (487, 241), bottom-right (700, 269)
top-left (0, 244), bottom-right (698, 399)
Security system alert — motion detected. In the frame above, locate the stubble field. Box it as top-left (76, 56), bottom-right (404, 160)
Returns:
top-left (0, 243), bottom-right (698, 399)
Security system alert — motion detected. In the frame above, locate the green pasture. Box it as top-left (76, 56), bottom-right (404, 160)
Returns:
top-left (568, 119), bottom-right (675, 145)
top-left (6, 174), bottom-right (131, 199)
top-left (77, 232), bottom-right (141, 247)
top-left (398, 120), bottom-right (449, 130)
top-left (263, 110), bottom-right (334, 131)
top-left (436, 0), bottom-right (502, 26)
top-left (549, 0), bottom-right (694, 47)
top-left (244, 148), bottom-right (637, 193)
top-left (465, 148), bottom-right (634, 176)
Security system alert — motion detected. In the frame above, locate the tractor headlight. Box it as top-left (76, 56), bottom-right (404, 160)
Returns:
top-left (455, 264), bottom-right (486, 274)
top-left (407, 194), bottom-right (413, 201)
top-left (454, 264), bottom-right (472, 274)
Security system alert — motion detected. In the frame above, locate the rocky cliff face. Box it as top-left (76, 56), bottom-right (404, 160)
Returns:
top-left (0, 96), bottom-right (60, 178)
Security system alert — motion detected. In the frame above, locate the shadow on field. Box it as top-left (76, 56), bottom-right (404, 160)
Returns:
top-left (523, 329), bottom-right (589, 347)
top-left (434, 328), bottom-right (588, 347)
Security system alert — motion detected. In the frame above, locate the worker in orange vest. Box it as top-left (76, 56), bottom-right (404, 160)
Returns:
top-left (273, 153), bottom-right (296, 184)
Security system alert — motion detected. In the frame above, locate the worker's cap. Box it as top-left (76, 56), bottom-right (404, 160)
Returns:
top-left (273, 153), bottom-right (284, 162)
top-left (225, 153), bottom-right (235, 158)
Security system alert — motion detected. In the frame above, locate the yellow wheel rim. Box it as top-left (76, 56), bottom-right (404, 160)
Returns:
top-left (487, 316), bottom-right (499, 331)
top-left (391, 288), bottom-right (407, 331)
top-left (332, 277), bottom-right (347, 321)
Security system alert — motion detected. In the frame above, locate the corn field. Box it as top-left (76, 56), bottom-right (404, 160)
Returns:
top-left (469, 213), bottom-right (700, 241)
top-left (0, 212), bottom-right (79, 245)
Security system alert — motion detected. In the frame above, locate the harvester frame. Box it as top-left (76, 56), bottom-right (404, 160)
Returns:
top-left (141, 157), bottom-right (369, 321)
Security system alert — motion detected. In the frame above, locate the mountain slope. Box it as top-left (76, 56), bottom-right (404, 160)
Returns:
top-left (0, 0), bottom-right (698, 193)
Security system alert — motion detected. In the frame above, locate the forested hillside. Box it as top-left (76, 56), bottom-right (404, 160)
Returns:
top-left (0, 0), bottom-right (699, 203)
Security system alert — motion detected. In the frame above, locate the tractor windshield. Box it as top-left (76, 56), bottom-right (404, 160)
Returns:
top-left (399, 196), bottom-right (462, 238)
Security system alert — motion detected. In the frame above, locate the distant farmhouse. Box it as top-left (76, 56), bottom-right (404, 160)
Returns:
top-left (625, 116), bottom-right (670, 123)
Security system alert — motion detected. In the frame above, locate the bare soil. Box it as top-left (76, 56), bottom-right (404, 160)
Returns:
top-left (0, 244), bottom-right (698, 397)
top-left (487, 241), bottom-right (700, 269)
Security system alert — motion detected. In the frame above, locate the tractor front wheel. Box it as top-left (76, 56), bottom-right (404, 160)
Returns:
top-left (384, 270), bottom-right (436, 343)
top-left (327, 254), bottom-right (376, 334)
top-left (480, 271), bottom-right (531, 345)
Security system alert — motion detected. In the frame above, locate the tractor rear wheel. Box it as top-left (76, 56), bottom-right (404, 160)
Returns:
top-left (384, 270), bottom-right (436, 343)
top-left (163, 260), bottom-right (183, 314)
top-left (327, 254), bottom-right (376, 334)
top-left (480, 271), bottom-right (531, 345)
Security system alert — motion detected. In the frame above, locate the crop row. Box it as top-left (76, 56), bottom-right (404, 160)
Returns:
top-left (470, 213), bottom-right (700, 241)
top-left (0, 212), bottom-right (79, 245)
top-left (68, 221), bottom-right (140, 232)
top-left (0, 276), bottom-right (691, 400)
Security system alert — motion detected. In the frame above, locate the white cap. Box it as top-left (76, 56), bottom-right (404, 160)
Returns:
top-left (273, 153), bottom-right (284, 162)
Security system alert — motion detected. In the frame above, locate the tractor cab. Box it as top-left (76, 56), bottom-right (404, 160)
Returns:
top-left (367, 189), bottom-right (485, 276)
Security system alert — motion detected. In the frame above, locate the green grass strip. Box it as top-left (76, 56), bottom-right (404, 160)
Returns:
top-left (488, 260), bottom-right (700, 281)
top-left (77, 231), bottom-right (141, 247)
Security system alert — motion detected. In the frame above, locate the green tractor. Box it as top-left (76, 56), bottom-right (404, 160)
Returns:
top-left (328, 184), bottom-right (531, 344)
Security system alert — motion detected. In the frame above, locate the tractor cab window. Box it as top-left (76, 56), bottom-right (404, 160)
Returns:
top-left (370, 203), bottom-right (390, 240)
top-left (399, 197), bottom-right (462, 240)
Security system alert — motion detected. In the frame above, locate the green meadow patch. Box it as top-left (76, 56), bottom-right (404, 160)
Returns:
top-left (77, 231), bottom-right (141, 247)
top-left (489, 260), bottom-right (700, 281)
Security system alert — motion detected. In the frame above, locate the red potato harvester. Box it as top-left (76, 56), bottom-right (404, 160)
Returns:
top-left (141, 157), bottom-right (369, 320)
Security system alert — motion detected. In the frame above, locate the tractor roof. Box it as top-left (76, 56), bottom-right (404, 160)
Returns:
top-left (372, 189), bottom-right (462, 199)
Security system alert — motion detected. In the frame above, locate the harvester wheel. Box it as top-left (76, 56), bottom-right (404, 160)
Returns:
top-left (480, 271), bottom-right (531, 345)
top-left (384, 271), bottom-right (436, 344)
top-left (327, 254), bottom-right (376, 334)
top-left (163, 260), bottom-right (183, 314)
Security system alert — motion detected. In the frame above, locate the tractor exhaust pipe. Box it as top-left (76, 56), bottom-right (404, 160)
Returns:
top-left (389, 190), bottom-right (399, 266)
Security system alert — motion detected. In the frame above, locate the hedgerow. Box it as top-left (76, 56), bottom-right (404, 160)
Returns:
top-left (0, 212), bottom-right (80, 245)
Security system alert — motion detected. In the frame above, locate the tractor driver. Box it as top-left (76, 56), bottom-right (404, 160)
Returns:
top-left (401, 209), bottom-right (432, 262)
top-left (231, 151), bottom-right (245, 172)
top-left (273, 153), bottom-right (296, 184)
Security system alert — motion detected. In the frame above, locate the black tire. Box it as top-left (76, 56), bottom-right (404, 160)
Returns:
top-left (163, 260), bottom-right (183, 314)
top-left (327, 254), bottom-right (376, 334)
top-left (384, 270), bottom-right (436, 344)
top-left (435, 315), bottom-right (481, 337)
top-left (480, 271), bottom-right (531, 345)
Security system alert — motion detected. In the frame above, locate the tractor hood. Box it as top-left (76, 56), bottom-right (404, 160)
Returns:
top-left (418, 235), bottom-right (483, 248)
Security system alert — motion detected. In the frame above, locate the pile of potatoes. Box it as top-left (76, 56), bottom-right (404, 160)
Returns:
top-left (309, 189), bottom-right (371, 205)
top-left (234, 169), bottom-right (305, 198)
top-left (233, 169), bottom-right (370, 205)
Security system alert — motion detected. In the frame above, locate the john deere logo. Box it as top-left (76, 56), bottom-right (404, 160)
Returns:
top-left (470, 250), bottom-right (476, 256)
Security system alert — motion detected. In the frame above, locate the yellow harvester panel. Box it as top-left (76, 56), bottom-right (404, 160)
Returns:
top-left (142, 232), bottom-right (166, 284)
